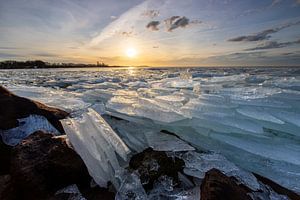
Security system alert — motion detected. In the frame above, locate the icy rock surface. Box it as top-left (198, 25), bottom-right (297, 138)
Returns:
top-left (0, 115), bottom-right (60, 146)
top-left (115, 172), bottom-right (147, 200)
top-left (148, 175), bottom-right (201, 200)
top-left (179, 151), bottom-right (261, 191)
top-left (55, 184), bottom-right (86, 200)
top-left (1, 67), bottom-right (300, 193)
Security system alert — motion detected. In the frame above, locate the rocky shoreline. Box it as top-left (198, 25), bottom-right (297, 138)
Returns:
top-left (0, 86), bottom-right (299, 200)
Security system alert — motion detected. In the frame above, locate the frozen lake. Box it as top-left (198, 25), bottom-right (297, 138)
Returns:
top-left (1, 66), bottom-right (300, 193)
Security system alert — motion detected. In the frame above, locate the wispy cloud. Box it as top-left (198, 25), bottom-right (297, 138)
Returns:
top-left (142, 10), bottom-right (160, 18)
top-left (245, 39), bottom-right (300, 51)
top-left (228, 21), bottom-right (300, 42)
top-left (0, 52), bottom-right (22, 58)
top-left (32, 52), bottom-right (59, 57)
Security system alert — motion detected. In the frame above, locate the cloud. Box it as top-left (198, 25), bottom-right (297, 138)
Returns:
top-left (0, 47), bottom-right (21, 50)
top-left (165, 16), bottom-right (190, 32)
top-left (146, 21), bottom-right (160, 31)
top-left (0, 52), bottom-right (22, 58)
top-left (119, 31), bottom-right (134, 37)
top-left (245, 39), bottom-right (300, 51)
top-left (142, 10), bottom-right (160, 18)
top-left (164, 16), bottom-right (202, 32)
top-left (228, 21), bottom-right (300, 42)
top-left (110, 16), bottom-right (118, 20)
top-left (32, 52), bottom-right (59, 57)
top-left (271, 0), bottom-right (282, 7)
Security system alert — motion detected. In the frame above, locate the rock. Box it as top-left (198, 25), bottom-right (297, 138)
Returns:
top-left (80, 185), bottom-right (115, 200)
top-left (129, 148), bottom-right (185, 191)
top-left (0, 139), bottom-right (11, 175)
top-left (0, 86), bottom-right (68, 132)
top-left (10, 131), bottom-right (90, 200)
top-left (254, 173), bottom-right (300, 200)
top-left (200, 169), bottom-right (252, 200)
top-left (0, 175), bottom-right (16, 200)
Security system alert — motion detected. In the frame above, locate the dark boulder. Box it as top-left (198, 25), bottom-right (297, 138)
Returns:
top-left (0, 175), bottom-right (16, 200)
top-left (0, 86), bottom-right (68, 133)
top-left (10, 131), bottom-right (90, 200)
top-left (0, 139), bottom-right (11, 175)
top-left (254, 173), bottom-right (300, 200)
top-left (200, 169), bottom-right (252, 200)
top-left (48, 184), bottom-right (115, 200)
top-left (81, 185), bottom-right (115, 200)
top-left (129, 148), bottom-right (185, 191)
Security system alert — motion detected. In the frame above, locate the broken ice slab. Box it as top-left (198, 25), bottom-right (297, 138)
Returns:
top-left (115, 172), bottom-right (147, 200)
top-left (145, 131), bottom-right (195, 152)
top-left (180, 151), bottom-right (261, 191)
top-left (86, 108), bottom-right (130, 161)
top-left (61, 118), bottom-right (111, 187)
top-left (8, 85), bottom-right (89, 112)
top-left (0, 115), bottom-right (60, 146)
top-left (236, 107), bottom-right (285, 124)
top-left (61, 108), bottom-right (131, 188)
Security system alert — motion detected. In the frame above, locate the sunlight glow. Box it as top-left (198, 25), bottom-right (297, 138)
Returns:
top-left (126, 48), bottom-right (137, 58)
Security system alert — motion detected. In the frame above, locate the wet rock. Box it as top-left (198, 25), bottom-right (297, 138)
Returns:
top-left (200, 168), bottom-right (252, 200)
top-left (0, 86), bottom-right (68, 132)
top-left (10, 131), bottom-right (90, 200)
top-left (254, 173), bottom-right (300, 200)
top-left (129, 148), bottom-right (185, 191)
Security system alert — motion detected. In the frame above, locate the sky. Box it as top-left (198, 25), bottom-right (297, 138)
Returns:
top-left (0, 0), bottom-right (300, 66)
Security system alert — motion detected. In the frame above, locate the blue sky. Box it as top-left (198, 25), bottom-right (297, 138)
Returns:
top-left (0, 0), bottom-right (300, 66)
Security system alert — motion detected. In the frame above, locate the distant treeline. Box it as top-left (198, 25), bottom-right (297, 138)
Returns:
top-left (0, 60), bottom-right (109, 69)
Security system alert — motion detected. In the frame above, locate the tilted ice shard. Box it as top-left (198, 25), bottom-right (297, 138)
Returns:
top-left (0, 115), bottom-right (60, 146)
top-left (86, 108), bottom-right (130, 161)
top-left (61, 118), bottom-right (110, 187)
top-left (61, 108), bottom-right (131, 188)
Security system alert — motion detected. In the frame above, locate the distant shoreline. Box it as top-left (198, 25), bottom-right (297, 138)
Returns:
top-left (0, 60), bottom-right (299, 69)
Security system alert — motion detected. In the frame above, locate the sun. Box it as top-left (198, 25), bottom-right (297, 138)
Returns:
top-left (126, 48), bottom-right (137, 58)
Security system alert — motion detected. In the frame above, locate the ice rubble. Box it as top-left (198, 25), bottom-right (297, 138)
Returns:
top-left (2, 67), bottom-right (300, 195)
top-left (0, 115), bottom-right (60, 146)
top-left (62, 109), bottom-right (292, 199)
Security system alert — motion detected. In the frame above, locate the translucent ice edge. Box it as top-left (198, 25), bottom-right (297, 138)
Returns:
top-left (61, 108), bottom-right (131, 188)
top-left (0, 115), bottom-right (60, 146)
